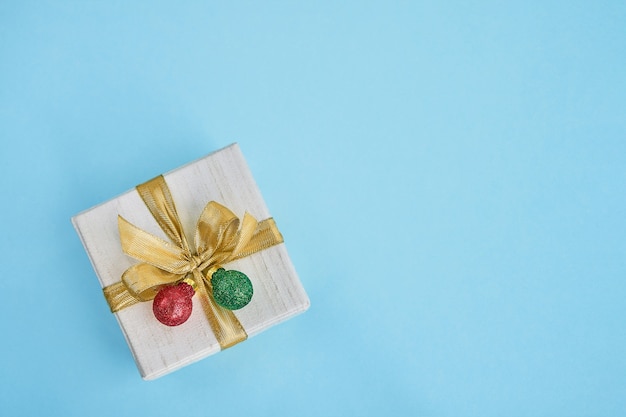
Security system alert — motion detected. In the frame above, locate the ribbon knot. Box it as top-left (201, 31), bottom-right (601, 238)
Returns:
top-left (103, 175), bottom-right (284, 349)
top-left (189, 254), bottom-right (202, 270)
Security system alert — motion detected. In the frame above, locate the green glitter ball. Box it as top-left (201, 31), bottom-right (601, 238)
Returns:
top-left (211, 268), bottom-right (254, 310)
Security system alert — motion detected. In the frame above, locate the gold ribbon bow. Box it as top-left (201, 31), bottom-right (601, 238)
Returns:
top-left (102, 175), bottom-right (284, 349)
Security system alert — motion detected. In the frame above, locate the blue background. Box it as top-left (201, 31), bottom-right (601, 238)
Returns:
top-left (1, 1), bottom-right (625, 416)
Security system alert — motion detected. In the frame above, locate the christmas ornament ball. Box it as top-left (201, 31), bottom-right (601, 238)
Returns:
top-left (211, 268), bottom-right (254, 310)
top-left (153, 282), bottom-right (195, 326)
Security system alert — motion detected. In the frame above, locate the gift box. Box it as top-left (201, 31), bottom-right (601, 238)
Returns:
top-left (72, 143), bottom-right (310, 380)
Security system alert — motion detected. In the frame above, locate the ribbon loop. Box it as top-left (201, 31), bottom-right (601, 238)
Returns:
top-left (121, 263), bottom-right (181, 301)
top-left (103, 175), bottom-right (284, 350)
top-left (118, 216), bottom-right (190, 274)
top-left (195, 202), bottom-right (238, 256)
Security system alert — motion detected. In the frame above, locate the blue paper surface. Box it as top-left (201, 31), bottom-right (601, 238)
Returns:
top-left (0, 1), bottom-right (625, 416)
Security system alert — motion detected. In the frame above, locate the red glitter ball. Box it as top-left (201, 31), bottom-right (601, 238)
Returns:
top-left (152, 282), bottom-right (195, 326)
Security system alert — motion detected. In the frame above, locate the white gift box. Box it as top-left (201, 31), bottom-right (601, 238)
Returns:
top-left (72, 143), bottom-right (310, 380)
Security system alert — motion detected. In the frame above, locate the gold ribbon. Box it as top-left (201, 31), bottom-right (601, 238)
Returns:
top-left (102, 175), bottom-right (284, 349)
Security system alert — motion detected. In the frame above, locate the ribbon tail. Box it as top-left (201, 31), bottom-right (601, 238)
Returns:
top-left (192, 269), bottom-right (247, 349)
top-left (103, 281), bottom-right (141, 312)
